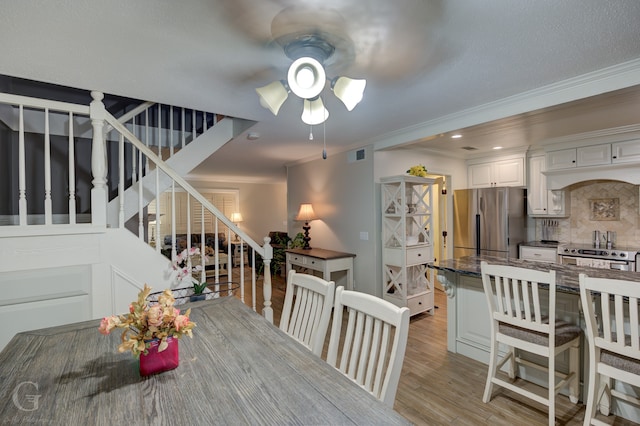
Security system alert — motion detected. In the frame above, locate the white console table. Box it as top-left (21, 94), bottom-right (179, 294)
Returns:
top-left (285, 248), bottom-right (356, 290)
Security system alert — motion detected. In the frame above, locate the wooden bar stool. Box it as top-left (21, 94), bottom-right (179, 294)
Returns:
top-left (580, 273), bottom-right (640, 426)
top-left (481, 261), bottom-right (581, 426)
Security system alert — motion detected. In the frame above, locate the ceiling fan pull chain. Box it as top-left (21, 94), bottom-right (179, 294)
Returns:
top-left (322, 109), bottom-right (327, 159)
top-left (309, 123), bottom-right (313, 140)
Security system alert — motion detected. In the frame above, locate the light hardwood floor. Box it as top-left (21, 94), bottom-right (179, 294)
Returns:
top-left (222, 271), bottom-right (636, 426)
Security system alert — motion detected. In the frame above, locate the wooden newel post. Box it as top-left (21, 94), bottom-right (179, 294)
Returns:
top-left (262, 236), bottom-right (274, 323)
top-left (90, 91), bottom-right (108, 227)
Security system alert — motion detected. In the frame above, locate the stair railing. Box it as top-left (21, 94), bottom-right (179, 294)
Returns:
top-left (96, 93), bottom-right (274, 321)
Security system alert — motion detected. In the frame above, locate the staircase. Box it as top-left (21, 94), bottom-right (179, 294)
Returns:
top-left (0, 90), bottom-right (274, 351)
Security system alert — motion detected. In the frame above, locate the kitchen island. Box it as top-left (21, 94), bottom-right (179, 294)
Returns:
top-left (431, 255), bottom-right (640, 418)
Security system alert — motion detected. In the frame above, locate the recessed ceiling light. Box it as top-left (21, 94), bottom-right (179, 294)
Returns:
top-left (451, 134), bottom-right (462, 139)
top-left (492, 146), bottom-right (503, 150)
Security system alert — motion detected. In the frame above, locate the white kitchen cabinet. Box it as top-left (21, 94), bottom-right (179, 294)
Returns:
top-left (380, 175), bottom-right (435, 316)
top-left (546, 141), bottom-right (639, 170)
top-left (527, 155), bottom-right (569, 216)
top-left (546, 148), bottom-right (577, 170)
top-left (468, 157), bottom-right (524, 188)
top-left (612, 139), bottom-right (640, 164)
top-left (577, 143), bottom-right (611, 167)
top-left (547, 144), bottom-right (610, 169)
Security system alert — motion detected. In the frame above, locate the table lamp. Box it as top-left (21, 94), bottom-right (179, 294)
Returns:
top-left (295, 203), bottom-right (318, 250)
top-left (230, 212), bottom-right (243, 242)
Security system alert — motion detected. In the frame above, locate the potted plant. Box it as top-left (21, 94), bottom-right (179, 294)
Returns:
top-left (172, 247), bottom-right (209, 300)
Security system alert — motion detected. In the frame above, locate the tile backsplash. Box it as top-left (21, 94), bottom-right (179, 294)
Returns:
top-left (535, 180), bottom-right (640, 248)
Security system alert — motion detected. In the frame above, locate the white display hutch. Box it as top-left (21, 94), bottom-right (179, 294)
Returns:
top-left (380, 175), bottom-right (435, 316)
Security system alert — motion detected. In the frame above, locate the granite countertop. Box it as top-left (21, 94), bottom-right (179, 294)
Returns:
top-left (431, 255), bottom-right (640, 294)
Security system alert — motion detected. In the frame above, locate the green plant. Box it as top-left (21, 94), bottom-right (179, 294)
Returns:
top-left (290, 232), bottom-right (305, 249)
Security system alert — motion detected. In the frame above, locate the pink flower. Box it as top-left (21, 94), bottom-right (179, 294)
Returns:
top-left (98, 316), bottom-right (120, 335)
top-left (174, 314), bottom-right (190, 331)
top-left (147, 305), bottom-right (164, 327)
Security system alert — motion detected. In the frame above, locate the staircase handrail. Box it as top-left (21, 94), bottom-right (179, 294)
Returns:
top-left (0, 92), bottom-right (89, 115)
top-left (102, 112), bottom-right (268, 258)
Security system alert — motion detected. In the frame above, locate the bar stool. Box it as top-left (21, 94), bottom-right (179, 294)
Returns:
top-left (579, 273), bottom-right (640, 426)
top-left (481, 261), bottom-right (581, 426)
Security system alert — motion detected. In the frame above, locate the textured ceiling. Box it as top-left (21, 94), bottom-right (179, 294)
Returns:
top-left (1, 0), bottom-right (640, 182)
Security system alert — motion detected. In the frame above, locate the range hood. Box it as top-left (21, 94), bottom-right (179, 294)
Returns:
top-left (544, 163), bottom-right (640, 189)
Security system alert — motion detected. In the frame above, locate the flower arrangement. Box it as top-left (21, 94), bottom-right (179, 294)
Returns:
top-left (99, 284), bottom-right (196, 357)
top-left (407, 164), bottom-right (428, 177)
top-left (173, 247), bottom-right (208, 294)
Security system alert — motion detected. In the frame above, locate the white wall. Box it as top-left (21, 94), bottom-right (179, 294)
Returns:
top-left (286, 146), bottom-right (467, 297)
top-left (287, 146), bottom-right (376, 294)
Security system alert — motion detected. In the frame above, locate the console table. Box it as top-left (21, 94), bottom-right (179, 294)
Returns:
top-left (285, 248), bottom-right (356, 290)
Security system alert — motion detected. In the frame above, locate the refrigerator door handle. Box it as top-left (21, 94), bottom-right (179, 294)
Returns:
top-left (475, 214), bottom-right (481, 255)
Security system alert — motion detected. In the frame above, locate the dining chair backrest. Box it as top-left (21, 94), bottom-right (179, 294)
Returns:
top-left (579, 273), bottom-right (640, 424)
top-left (279, 270), bottom-right (335, 356)
top-left (326, 286), bottom-right (410, 407)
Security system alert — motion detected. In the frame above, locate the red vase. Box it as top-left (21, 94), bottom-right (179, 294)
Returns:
top-left (139, 336), bottom-right (179, 376)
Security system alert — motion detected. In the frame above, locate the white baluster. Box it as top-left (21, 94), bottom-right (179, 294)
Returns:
top-left (43, 108), bottom-right (52, 225)
top-left (18, 105), bottom-right (27, 226)
top-left (157, 104), bottom-right (162, 160)
top-left (181, 108), bottom-right (186, 148)
top-left (144, 108), bottom-right (150, 173)
top-left (170, 182), bottom-right (176, 261)
top-left (68, 112), bottom-right (76, 225)
top-left (200, 207), bottom-right (206, 285)
top-left (118, 133), bottom-right (125, 227)
top-left (192, 109), bottom-right (196, 142)
top-left (131, 115), bottom-right (137, 184)
top-left (262, 237), bottom-right (273, 323)
top-left (169, 105), bottom-right (174, 157)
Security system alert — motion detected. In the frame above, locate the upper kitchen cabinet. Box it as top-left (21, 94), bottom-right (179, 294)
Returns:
top-left (612, 139), bottom-right (640, 164)
top-left (546, 139), bottom-right (640, 170)
top-left (467, 154), bottom-right (525, 188)
top-left (528, 154), bottom-right (569, 217)
top-left (542, 125), bottom-right (640, 189)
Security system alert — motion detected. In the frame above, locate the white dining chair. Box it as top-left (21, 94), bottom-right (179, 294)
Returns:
top-left (279, 270), bottom-right (335, 356)
top-left (480, 261), bottom-right (581, 426)
top-left (326, 286), bottom-right (410, 407)
top-left (579, 273), bottom-right (640, 426)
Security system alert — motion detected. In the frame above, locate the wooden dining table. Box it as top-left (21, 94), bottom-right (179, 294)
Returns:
top-left (0, 296), bottom-right (410, 425)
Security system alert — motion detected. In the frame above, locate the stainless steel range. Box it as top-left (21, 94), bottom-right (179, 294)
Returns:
top-left (557, 243), bottom-right (639, 271)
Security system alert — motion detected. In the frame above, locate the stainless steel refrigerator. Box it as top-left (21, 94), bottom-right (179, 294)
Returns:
top-left (453, 187), bottom-right (526, 259)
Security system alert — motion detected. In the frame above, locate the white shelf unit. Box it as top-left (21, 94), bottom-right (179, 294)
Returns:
top-left (380, 175), bottom-right (435, 316)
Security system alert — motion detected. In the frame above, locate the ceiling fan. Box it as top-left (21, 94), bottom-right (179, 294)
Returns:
top-left (255, 32), bottom-right (366, 125)
top-left (253, 6), bottom-right (368, 126)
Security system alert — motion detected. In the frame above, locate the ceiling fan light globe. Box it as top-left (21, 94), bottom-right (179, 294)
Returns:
top-left (288, 57), bottom-right (326, 99)
top-left (256, 81), bottom-right (289, 115)
top-left (332, 77), bottom-right (366, 111)
top-left (301, 97), bottom-right (329, 125)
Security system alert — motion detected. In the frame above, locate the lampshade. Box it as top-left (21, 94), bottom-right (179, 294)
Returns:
top-left (255, 81), bottom-right (289, 115)
top-left (331, 77), bottom-right (367, 111)
top-left (301, 97), bottom-right (329, 125)
top-left (287, 57), bottom-right (326, 99)
top-left (295, 203), bottom-right (318, 222)
top-left (230, 212), bottom-right (243, 223)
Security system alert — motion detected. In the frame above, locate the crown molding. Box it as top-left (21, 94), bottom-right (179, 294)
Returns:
top-left (371, 57), bottom-right (640, 152)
